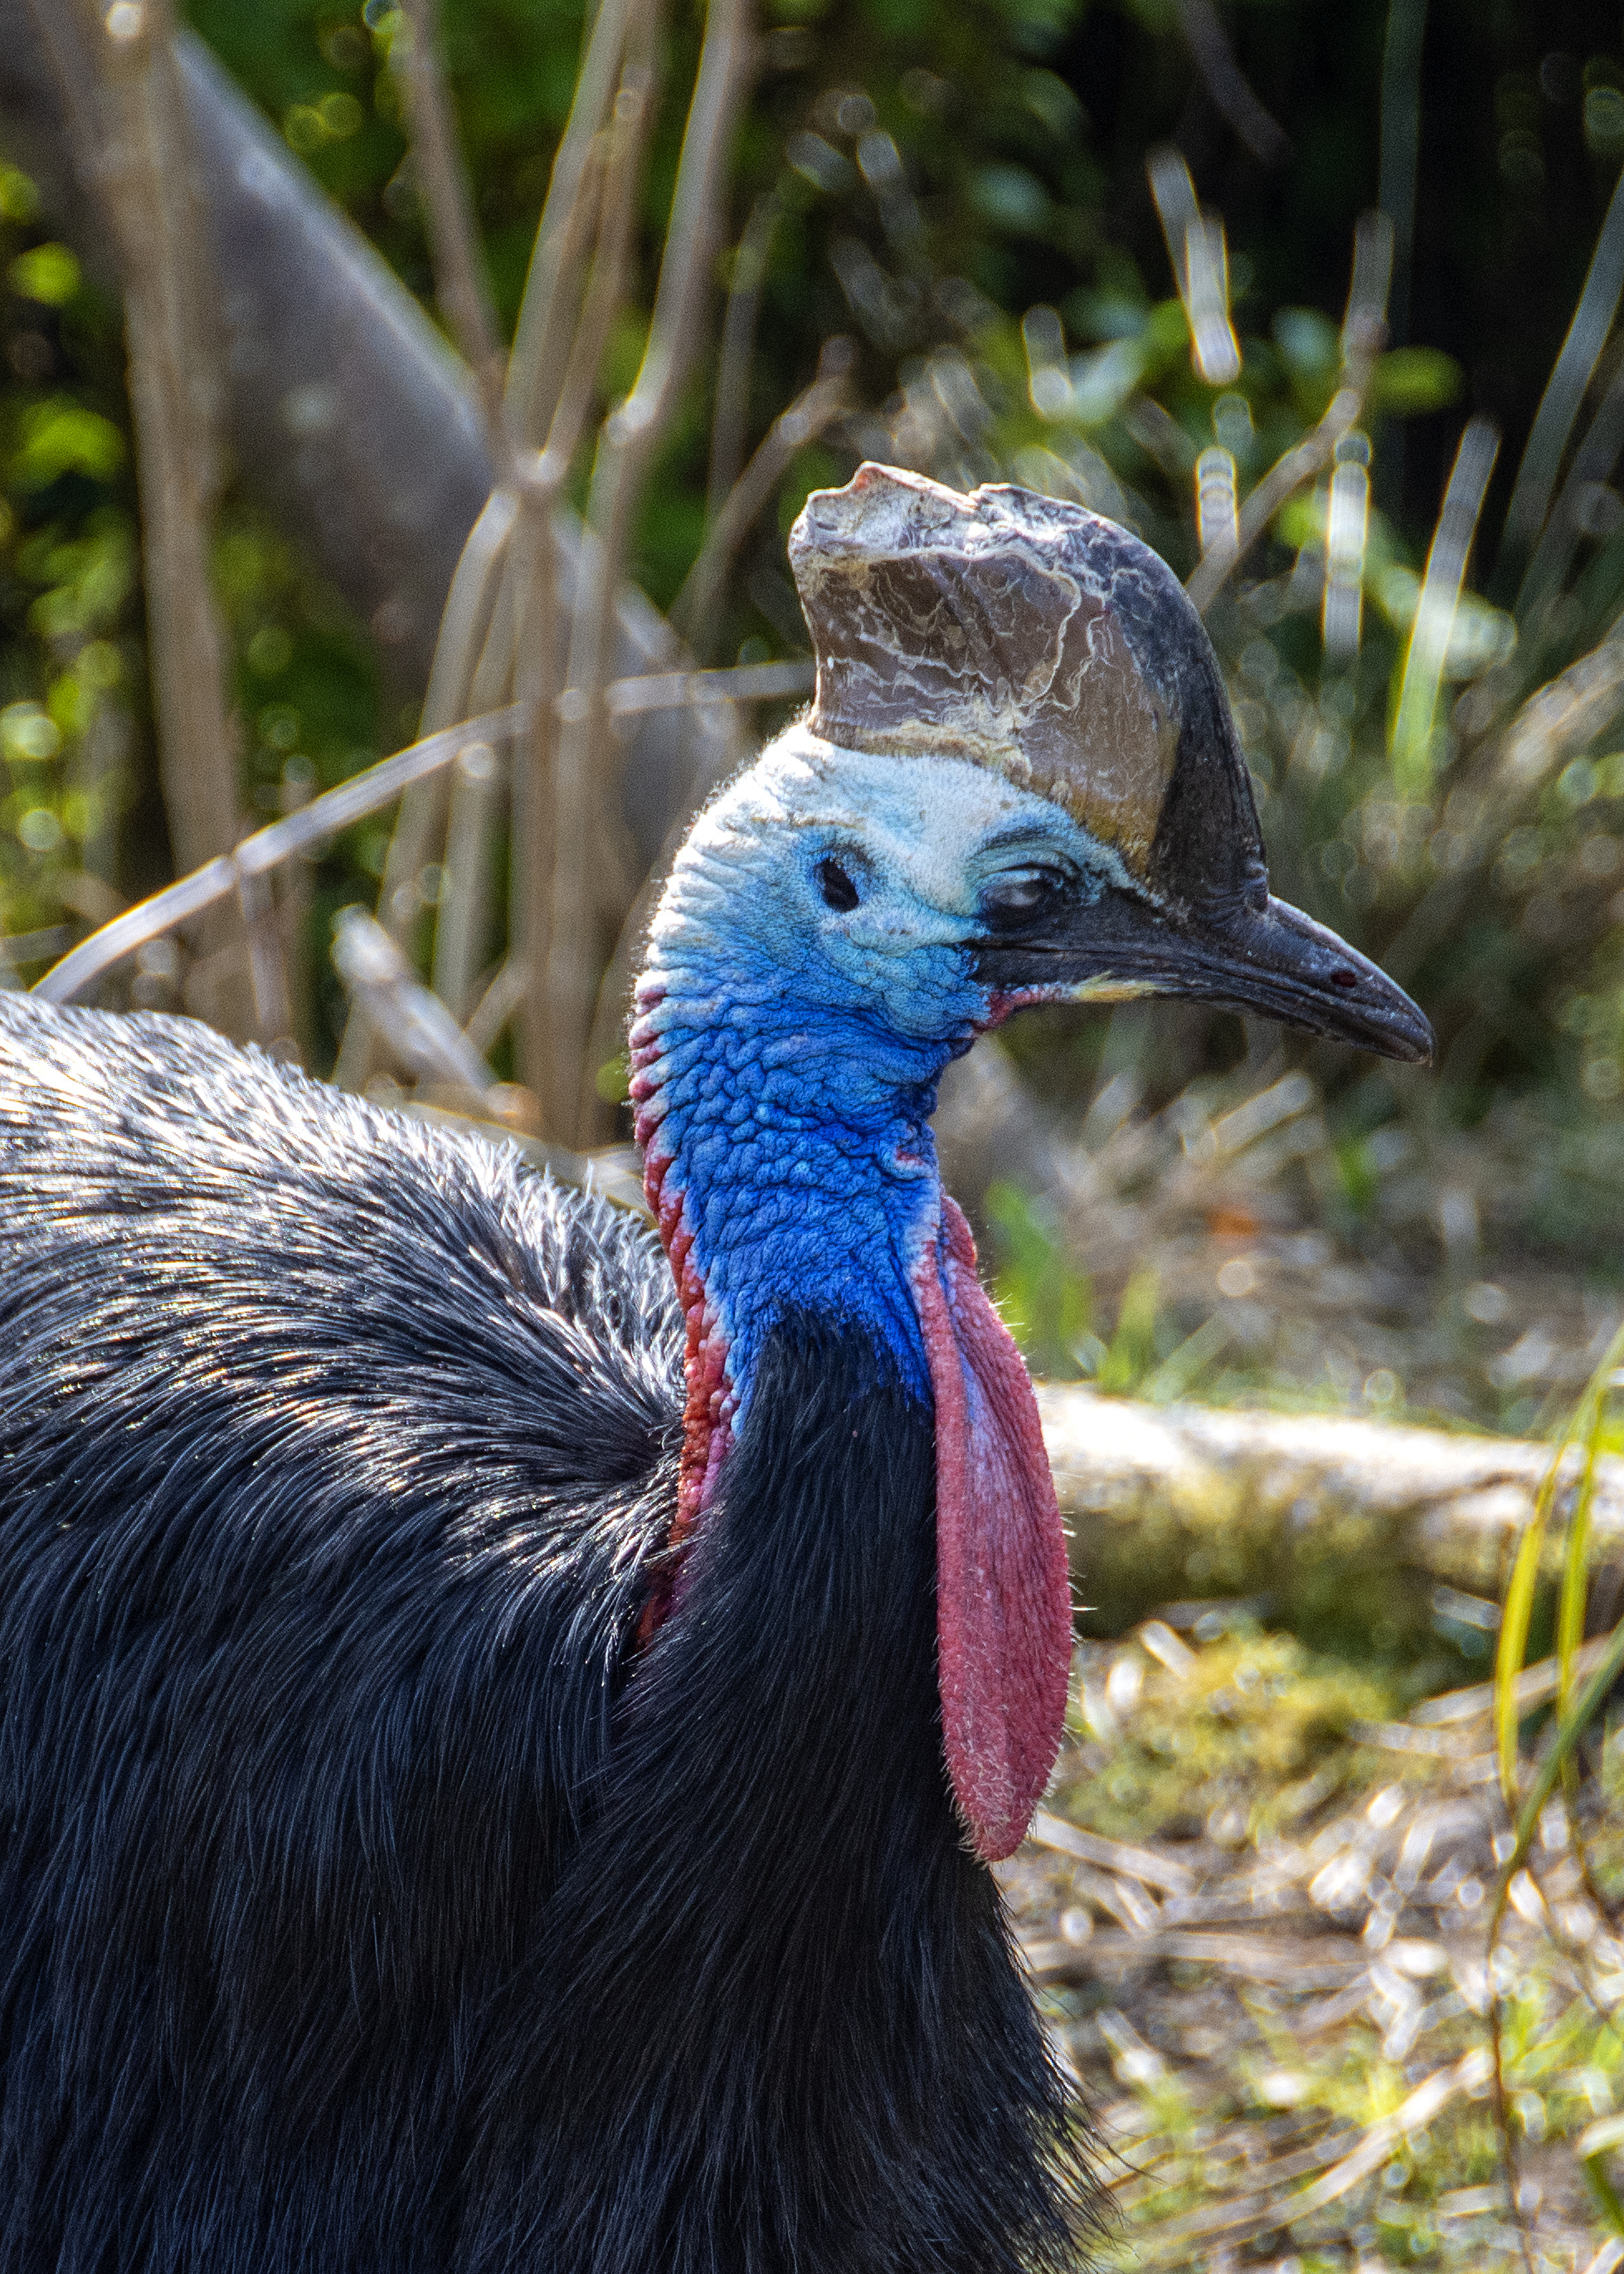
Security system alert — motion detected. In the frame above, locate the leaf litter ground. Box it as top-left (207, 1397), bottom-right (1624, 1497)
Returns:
top-left (1004, 1622), bottom-right (1624, 2272)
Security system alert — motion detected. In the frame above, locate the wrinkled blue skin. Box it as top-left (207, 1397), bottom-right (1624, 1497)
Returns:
top-left (635, 730), bottom-right (1136, 1410)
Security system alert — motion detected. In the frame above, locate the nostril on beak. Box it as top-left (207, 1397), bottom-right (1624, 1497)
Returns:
top-left (1330, 968), bottom-right (1358, 990)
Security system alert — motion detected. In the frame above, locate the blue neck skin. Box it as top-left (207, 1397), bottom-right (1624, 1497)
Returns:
top-left (640, 928), bottom-right (983, 1412)
top-left (633, 730), bottom-right (1112, 1430)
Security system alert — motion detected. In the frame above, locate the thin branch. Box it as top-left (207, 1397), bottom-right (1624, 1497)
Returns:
top-left (395, 0), bottom-right (507, 441)
top-left (504, 0), bottom-right (643, 448)
top-left (673, 336), bottom-right (853, 654)
top-left (508, 34), bottom-right (657, 1118)
top-left (32, 662), bottom-right (788, 1011)
top-left (430, 737), bottom-right (501, 1020)
top-left (707, 189), bottom-right (780, 518)
top-left (1174, 0), bottom-right (1290, 167)
top-left (35, 706), bottom-right (528, 1006)
top-left (548, 0), bottom-right (754, 1143)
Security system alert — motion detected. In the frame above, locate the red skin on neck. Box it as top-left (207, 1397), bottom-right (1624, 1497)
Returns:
top-left (629, 987), bottom-right (1072, 1860)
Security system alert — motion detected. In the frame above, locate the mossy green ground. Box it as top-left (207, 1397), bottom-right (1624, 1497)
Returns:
top-left (1005, 1622), bottom-right (1624, 2270)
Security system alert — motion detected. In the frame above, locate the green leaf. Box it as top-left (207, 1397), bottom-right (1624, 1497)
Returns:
top-left (1498, 1609), bottom-right (1624, 1900)
top-left (1098, 1268), bottom-right (1159, 1395)
top-left (985, 1180), bottom-right (1092, 1378)
top-left (596, 1050), bottom-right (631, 1104)
top-left (970, 164), bottom-right (1051, 235)
top-left (1556, 1324), bottom-right (1624, 1719)
top-left (9, 400), bottom-right (124, 489)
top-left (8, 243), bottom-right (81, 307)
top-left (1493, 1328), bottom-right (1624, 1877)
top-left (0, 165), bottom-right (40, 223)
top-left (1495, 1449), bottom-right (1564, 1800)
top-left (1369, 347), bottom-right (1464, 416)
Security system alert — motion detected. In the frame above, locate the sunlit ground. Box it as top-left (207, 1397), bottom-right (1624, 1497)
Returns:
top-left (1005, 1624), bottom-right (1624, 2272)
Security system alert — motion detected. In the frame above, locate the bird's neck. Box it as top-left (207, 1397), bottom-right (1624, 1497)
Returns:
top-left (629, 932), bottom-right (959, 1600)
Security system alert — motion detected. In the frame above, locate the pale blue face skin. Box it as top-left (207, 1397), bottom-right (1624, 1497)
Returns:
top-left (635, 728), bottom-right (1153, 1407)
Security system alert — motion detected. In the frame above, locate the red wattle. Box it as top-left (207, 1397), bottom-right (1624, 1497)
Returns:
top-left (915, 1196), bottom-right (1073, 1863)
top-left (630, 985), bottom-right (737, 1645)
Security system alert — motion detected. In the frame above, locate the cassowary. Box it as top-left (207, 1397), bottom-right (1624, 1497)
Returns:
top-left (0, 465), bottom-right (1431, 2274)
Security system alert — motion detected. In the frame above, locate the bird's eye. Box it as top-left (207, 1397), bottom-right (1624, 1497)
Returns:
top-left (816, 858), bottom-right (860, 913)
top-left (980, 869), bottom-right (1063, 929)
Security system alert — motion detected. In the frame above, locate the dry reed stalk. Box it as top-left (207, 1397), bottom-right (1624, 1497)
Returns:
top-left (431, 738), bottom-right (500, 1020)
top-left (394, 0), bottom-right (506, 439)
top-left (332, 0), bottom-right (520, 1086)
top-left (707, 189), bottom-right (780, 519)
top-left (34, 665), bottom-right (780, 1011)
top-left (36, 705), bottom-right (529, 1004)
top-left (335, 490), bottom-right (518, 1099)
top-left (508, 38), bottom-right (656, 1118)
top-left (1185, 210), bottom-right (1391, 616)
top-left (503, 0), bottom-right (645, 447)
top-left (85, 0), bottom-right (236, 878)
top-left (340, 0), bottom-right (654, 1105)
top-left (236, 869), bottom-right (294, 1048)
top-left (1173, 0), bottom-right (1289, 168)
top-left (1390, 416), bottom-right (1500, 794)
top-left (548, 0), bottom-right (754, 1144)
top-left (30, 0), bottom-right (267, 1021)
top-left (672, 334), bottom-right (854, 654)
top-left (1500, 159), bottom-right (1624, 598)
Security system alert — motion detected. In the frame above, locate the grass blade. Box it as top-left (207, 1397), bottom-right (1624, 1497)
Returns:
top-left (1498, 158), bottom-right (1624, 598)
top-left (1390, 416), bottom-right (1499, 796)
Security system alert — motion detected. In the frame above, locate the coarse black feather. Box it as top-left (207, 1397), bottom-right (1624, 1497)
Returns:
top-left (0, 995), bottom-right (1091, 2272)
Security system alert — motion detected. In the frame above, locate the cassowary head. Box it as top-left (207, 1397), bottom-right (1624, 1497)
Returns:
top-left (631, 464), bottom-right (1429, 1863)
top-left (779, 461), bottom-right (1432, 1056)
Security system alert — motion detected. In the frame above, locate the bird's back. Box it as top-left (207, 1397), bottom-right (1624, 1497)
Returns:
top-left (0, 996), bottom-right (681, 2270)
top-left (0, 997), bottom-right (1085, 2274)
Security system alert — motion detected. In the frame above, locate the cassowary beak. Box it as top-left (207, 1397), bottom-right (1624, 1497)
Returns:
top-left (975, 884), bottom-right (1435, 1065)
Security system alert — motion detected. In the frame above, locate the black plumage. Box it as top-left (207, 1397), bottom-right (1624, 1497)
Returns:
top-left (0, 465), bottom-right (1435, 2272)
top-left (0, 994), bottom-right (1088, 2273)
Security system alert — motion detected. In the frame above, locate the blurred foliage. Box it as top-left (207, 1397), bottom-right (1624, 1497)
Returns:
top-left (1059, 1623), bottom-right (1402, 1847)
top-left (9, 0), bottom-right (1624, 1348)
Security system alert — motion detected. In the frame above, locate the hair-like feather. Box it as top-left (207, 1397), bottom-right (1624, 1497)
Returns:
top-left (0, 994), bottom-right (1091, 2272)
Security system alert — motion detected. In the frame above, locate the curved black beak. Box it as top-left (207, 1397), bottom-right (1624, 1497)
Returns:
top-left (976, 886), bottom-right (1434, 1067)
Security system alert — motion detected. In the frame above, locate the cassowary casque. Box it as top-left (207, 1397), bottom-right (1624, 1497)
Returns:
top-left (0, 464), bottom-right (1430, 2274)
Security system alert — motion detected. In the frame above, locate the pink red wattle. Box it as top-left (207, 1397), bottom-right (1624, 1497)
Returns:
top-left (915, 1197), bottom-right (1073, 1863)
top-left (630, 1006), bottom-right (736, 1643)
top-left (630, 984), bottom-right (1071, 1857)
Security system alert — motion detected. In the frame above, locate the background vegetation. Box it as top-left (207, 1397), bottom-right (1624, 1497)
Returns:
top-left (12, 1), bottom-right (1624, 2263)
top-left (11, 0), bottom-right (1624, 1439)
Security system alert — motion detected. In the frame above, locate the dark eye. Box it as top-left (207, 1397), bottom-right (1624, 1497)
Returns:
top-left (816, 858), bottom-right (860, 913)
top-left (980, 869), bottom-right (1063, 929)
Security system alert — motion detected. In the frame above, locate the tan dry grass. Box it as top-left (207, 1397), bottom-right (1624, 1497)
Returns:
top-left (1004, 1626), bottom-right (1624, 2270)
